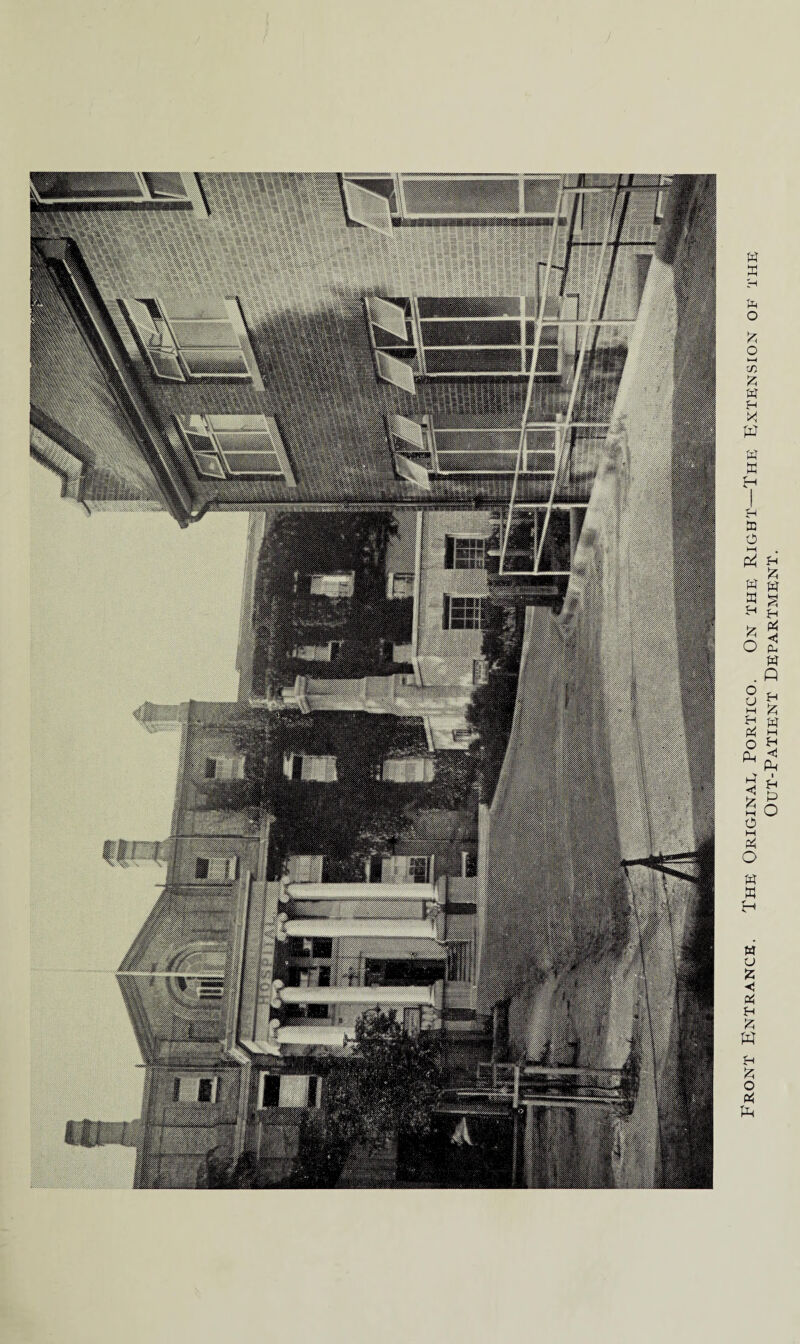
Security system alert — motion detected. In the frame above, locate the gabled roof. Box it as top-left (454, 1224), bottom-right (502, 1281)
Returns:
top-left (116, 888), bottom-right (179, 1062)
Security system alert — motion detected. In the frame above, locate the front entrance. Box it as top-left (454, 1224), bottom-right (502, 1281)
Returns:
top-left (364, 958), bottom-right (443, 987)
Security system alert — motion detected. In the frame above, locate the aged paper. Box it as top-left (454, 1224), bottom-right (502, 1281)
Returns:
top-left (2, 0), bottom-right (797, 1339)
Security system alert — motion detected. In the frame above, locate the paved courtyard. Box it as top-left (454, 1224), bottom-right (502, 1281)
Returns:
top-left (478, 177), bottom-right (715, 1187)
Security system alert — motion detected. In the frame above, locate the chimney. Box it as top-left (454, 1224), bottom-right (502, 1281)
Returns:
top-left (133, 702), bottom-right (187, 733)
top-left (65, 1119), bottom-right (140, 1148)
top-left (103, 838), bottom-right (171, 868)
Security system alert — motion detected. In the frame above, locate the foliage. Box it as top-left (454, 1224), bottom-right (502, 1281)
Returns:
top-left (465, 600), bottom-right (525, 804)
top-left (251, 512), bottom-right (413, 695)
top-left (322, 1010), bottom-right (445, 1153)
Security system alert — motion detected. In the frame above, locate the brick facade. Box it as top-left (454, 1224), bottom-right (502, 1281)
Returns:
top-left (31, 173), bottom-right (662, 521)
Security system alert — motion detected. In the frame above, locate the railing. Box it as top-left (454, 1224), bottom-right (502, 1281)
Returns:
top-left (497, 175), bottom-right (649, 583)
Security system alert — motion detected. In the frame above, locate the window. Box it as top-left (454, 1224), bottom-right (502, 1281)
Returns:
top-left (291, 642), bottom-right (341, 662)
top-left (452, 728), bottom-right (475, 744)
top-left (120, 296), bottom-right (262, 386)
top-left (31, 172), bottom-right (206, 211)
top-left (473, 658), bottom-right (489, 685)
top-left (380, 640), bottom-right (414, 664)
top-left (283, 753), bottom-right (338, 783)
top-left (366, 296), bottom-right (559, 385)
top-left (172, 1075), bottom-right (219, 1103)
top-left (390, 415), bottom-right (561, 477)
top-left (294, 572), bottom-right (355, 599)
top-left (259, 1073), bottom-right (323, 1109)
top-left (386, 572), bottom-right (415, 599)
top-left (461, 850), bottom-right (479, 878)
top-left (654, 175), bottom-right (672, 224)
top-left (367, 855), bottom-right (432, 883)
top-left (443, 596), bottom-right (487, 631)
top-left (194, 856), bottom-right (239, 881)
top-left (203, 754), bottom-right (246, 781)
top-left (342, 174), bottom-right (563, 233)
top-left (446, 941), bottom-right (475, 982)
top-left (445, 536), bottom-right (486, 570)
top-left (175, 974), bottom-right (224, 1001)
top-left (381, 757), bottom-right (435, 783)
top-left (285, 854), bottom-right (325, 882)
top-left (177, 414), bottom-right (294, 483)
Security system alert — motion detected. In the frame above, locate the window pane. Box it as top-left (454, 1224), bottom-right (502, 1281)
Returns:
top-left (215, 431), bottom-right (270, 454)
top-left (142, 172), bottom-right (187, 200)
top-left (418, 297), bottom-right (520, 320)
top-left (436, 427), bottom-right (517, 454)
top-left (183, 347), bottom-right (249, 376)
top-left (438, 451), bottom-right (515, 473)
top-left (366, 296), bottom-right (408, 340)
top-left (223, 451), bottom-right (281, 474)
top-left (342, 179), bottom-right (395, 234)
top-left (170, 319), bottom-right (239, 349)
top-left (207, 414), bottom-right (268, 432)
top-left (32, 172), bottom-right (144, 200)
top-left (525, 324), bottom-right (560, 345)
top-left (164, 298), bottom-right (230, 322)
top-left (192, 451), bottom-right (226, 479)
top-left (525, 347), bottom-right (560, 373)
top-left (394, 453), bottom-right (430, 488)
top-left (390, 414), bottom-right (426, 451)
top-left (403, 176), bottom-right (518, 215)
top-left (149, 347), bottom-right (185, 380)
top-left (376, 350), bottom-right (416, 393)
top-left (422, 320), bottom-right (520, 347)
top-left (197, 1078), bottom-right (215, 1103)
top-left (426, 348), bottom-right (520, 374)
top-left (523, 177), bottom-right (560, 214)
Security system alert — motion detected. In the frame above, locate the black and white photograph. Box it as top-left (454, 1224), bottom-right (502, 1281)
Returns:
top-left (29, 171), bottom-right (715, 1189)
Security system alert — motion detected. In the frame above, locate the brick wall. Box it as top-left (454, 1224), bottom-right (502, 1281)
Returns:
top-left (31, 174), bottom-right (661, 513)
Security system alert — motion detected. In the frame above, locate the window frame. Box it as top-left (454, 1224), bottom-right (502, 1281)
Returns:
top-left (30, 172), bottom-right (209, 216)
top-left (194, 855), bottom-right (239, 882)
top-left (389, 414), bottom-right (562, 478)
top-left (442, 595), bottom-right (487, 631)
top-left (386, 571), bottom-right (415, 599)
top-left (444, 536), bottom-right (487, 570)
top-left (176, 413), bottom-right (295, 484)
top-left (172, 1074), bottom-right (220, 1104)
top-left (258, 1073), bottom-right (323, 1109)
top-left (342, 174), bottom-right (566, 230)
top-left (381, 757), bottom-right (435, 784)
top-left (283, 752), bottom-right (338, 783)
top-left (119, 296), bottom-right (264, 389)
top-left (285, 854), bottom-right (325, 882)
top-left (203, 753), bottom-right (246, 781)
top-left (367, 296), bottom-right (560, 383)
top-left (294, 571), bottom-right (355, 599)
top-left (291, 641), bottom-right (342, 663)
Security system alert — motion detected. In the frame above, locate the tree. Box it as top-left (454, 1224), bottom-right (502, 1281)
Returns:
top-left (322, 1009), bottom-right (445, 1153)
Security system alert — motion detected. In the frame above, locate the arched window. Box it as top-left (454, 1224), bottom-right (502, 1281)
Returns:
top-left (168, 947), bottom-right (226, 1007)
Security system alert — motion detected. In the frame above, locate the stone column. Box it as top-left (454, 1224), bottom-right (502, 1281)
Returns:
top-left (276, 913), bottom-right (440, 942)
top-left (268, 1022), bottom-right (351, 1049)
top-left (270, 981), bottom-right (441, 1009)
top-left (251, 674), bottom-right (472, 718)
top-left (281, 880), bottom-right (438, 903)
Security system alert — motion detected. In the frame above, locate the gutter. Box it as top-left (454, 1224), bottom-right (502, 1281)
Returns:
top-left (410, 510), bottom-right (435, 751)
top-left (35, 238), bottom-right (195, 526)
